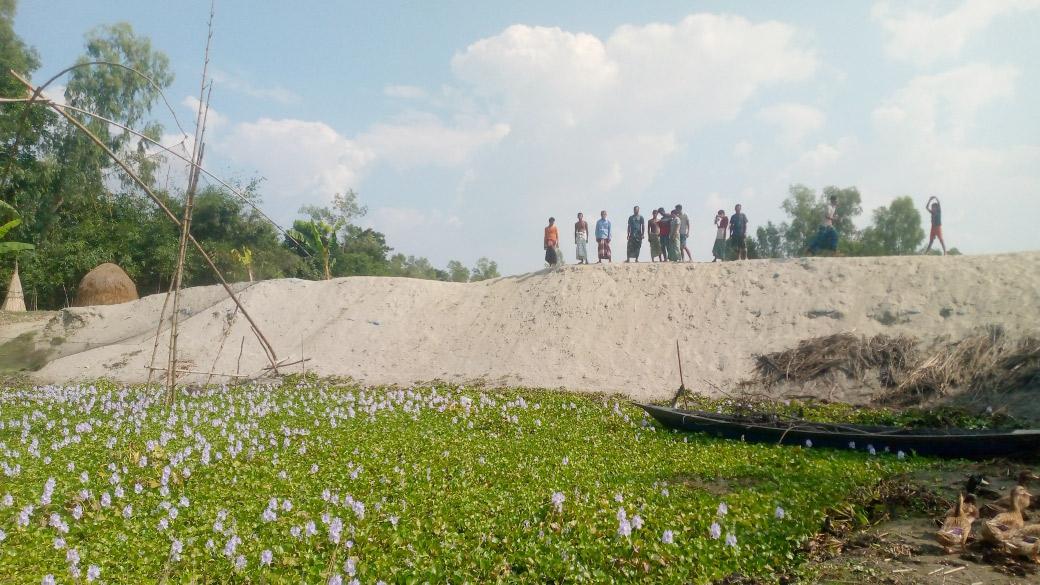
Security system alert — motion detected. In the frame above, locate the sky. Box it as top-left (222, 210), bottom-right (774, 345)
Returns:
top-left (13, 0), bottom-right (1040, 275)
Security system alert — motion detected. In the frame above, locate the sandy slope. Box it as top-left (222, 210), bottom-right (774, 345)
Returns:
top-left (7, 252), bottom-right (1039, 402)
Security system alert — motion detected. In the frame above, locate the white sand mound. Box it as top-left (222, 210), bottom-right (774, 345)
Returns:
top-left (11, 252), bottom-right (1040, 401)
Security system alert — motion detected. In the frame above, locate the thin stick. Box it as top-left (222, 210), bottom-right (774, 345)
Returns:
top-left (236, 336), bottom-right (245, 378)
top-left (145, 365), bottom-right (246, 378)
top-left (11, 71), bottom-right (281, 371)
top-left (145, 276), bottom-right (177, 384)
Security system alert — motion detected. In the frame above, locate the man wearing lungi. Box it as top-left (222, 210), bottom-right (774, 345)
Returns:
top-left (574, 212), bottom-right (589, 264)
top-left (595, 210), bottom-right (612, 263)
top-left (657, 207), bottom-right (671, 262)
top-left (712, 210), bottom-right (728, 262)
top-left (648, 209), bottom-right (662, 262)
top-left (626, 206), bottom-right (645, 263)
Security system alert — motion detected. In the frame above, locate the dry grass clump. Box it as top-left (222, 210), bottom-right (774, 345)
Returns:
top-left (752, 328), bottom-right (1040, 407)
top-left (752, 332), bottom-right (918, 387)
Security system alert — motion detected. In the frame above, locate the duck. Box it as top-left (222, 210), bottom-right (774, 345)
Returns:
top-left (965, 474), bottom-right (1000, 499)
top-left (979, 485), bottom-right (1033, 545)
top-left (936, 493), bottom-right (978, 553)
top-left (980, 471), bottom-right (1039, 519)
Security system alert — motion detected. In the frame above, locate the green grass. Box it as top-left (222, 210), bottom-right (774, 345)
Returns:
top-left (0, 381), bottom-right (928, 583)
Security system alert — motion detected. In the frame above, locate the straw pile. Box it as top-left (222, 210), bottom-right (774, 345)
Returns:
top-left (752, 332), bottom-right (918, 387)
top-left (73, 263), bottom-right (138, 307)
top-left (888, 327), bottom-right (1040, 404)
top-left (752, 328), bottom-right (1040, 406)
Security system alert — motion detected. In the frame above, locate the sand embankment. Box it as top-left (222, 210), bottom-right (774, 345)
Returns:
top-left (5, 252), bottom-right (1038, 401)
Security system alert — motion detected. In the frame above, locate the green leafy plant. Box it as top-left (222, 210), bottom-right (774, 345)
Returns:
top-left (0, 199), bottom-right (34, 256)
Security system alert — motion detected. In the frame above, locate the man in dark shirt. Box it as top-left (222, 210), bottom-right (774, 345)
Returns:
top-left (657, 207), bottom-right (670, 262)
top-left (729, 204), bottom-right (749, 260)
top-left (924, 196), bottom-right (946, 256)
top-left (626, 206), bottom-right (645, 263)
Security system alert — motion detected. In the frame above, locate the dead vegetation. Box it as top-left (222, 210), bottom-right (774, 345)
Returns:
top-left (747, 328), bottom-right (1040, 409)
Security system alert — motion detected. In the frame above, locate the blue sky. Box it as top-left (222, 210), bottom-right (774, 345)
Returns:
top-left (15, 0), bottom-right (1040, 274)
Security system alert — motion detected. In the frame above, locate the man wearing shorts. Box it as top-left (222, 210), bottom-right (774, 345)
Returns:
top-left (729, 204), bottom-right (748, 260)
top-left (677, 204), bottom-right (692, 262)
top-left (924, 196), bottom-right (946, 256)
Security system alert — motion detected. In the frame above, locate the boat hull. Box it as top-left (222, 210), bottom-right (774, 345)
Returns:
top-left (637, 403), bottom-right (1040, 460)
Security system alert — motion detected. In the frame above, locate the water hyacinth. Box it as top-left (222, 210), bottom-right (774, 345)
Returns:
top-left (709, 522), bottom-right (722, 540)
top-left (0, 382), bottom-right (921, 583)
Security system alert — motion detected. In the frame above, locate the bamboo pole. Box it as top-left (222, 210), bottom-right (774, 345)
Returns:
top-left (10, 70), bottom-right (281, 372)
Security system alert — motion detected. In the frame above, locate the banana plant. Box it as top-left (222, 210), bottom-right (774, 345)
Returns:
top-left (287, 219), bottom-right (337, 280)
top-left (0, 200), bottom-right (34, 256)
top-left (230, 247), bottom-right (255, 282)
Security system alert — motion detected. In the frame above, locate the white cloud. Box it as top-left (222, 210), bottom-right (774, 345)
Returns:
top-left (872, 63), bottom-right (1018, 141)
top-left (210, 69), bottom-right (301, 104)
top-left (756, 103), bottom-right (825, 146)
top-left (358, 113), bottom-right (510, 168)
top-left (366, 206), bottom-right (463, 256)
top-left (872, 0), bottom-right (1040, 66)
top-left (733, 140), bottom-right (752, 157)
top-left (219, 118), bottom-right (375, 218)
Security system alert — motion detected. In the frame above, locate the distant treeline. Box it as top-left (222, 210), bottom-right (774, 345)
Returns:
top-left (0, 9), bottom-right (496, 310)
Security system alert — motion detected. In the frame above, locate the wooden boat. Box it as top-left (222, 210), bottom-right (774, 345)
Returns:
top-left (636, 403), bottom-right (1040, 460)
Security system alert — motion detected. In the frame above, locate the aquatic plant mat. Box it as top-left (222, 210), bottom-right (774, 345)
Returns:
top-left (0, 382), bottom-right (926, 583)
top-left (747, 328), bottom-right (1040, 407)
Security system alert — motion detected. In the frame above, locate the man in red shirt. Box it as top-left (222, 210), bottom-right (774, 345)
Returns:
top-left (656, 207), bottom-right (670, 262)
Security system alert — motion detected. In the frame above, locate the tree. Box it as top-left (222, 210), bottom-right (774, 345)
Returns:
top-left (446, 260), bottom-right (470, 282)
top-left (754, 222), bottom-right (785, 259)
top-left (299, 189), bottom-right (366, 237)
top-left (470, 257), bottom-right (499, 281)
top-left (859, 196), bottom-right (925, 256)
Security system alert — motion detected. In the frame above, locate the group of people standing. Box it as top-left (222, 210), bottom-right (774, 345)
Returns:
top-left (542, 195), bottom-right (948, 266)
top-left (543, 204), bottom-right (750, 266)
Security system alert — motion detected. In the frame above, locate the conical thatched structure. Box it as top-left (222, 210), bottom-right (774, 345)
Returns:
top-left (73, 263), bottom-right (138, 307)
top-left (2, 262), bottom-right (26, 312)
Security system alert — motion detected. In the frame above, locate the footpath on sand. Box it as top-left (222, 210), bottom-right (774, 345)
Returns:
top-left (6, 252), bottom-right (1040, 401)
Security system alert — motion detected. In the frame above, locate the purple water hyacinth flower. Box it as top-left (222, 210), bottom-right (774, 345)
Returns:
top-left (805, 439), bottom-right (813, 448)
top-left (0, 528), bottom-right (6, 542)
top-left (616, 507), bottom-right (627, 522)
top-left (867, 445), bottom-right (877, 456)
top-left (86, 565), bottom-right (100, 582)
top-left (725, 533), bottom-right (738, 547)
top-left (551, 492), bottom-right (565, 513)
top-left (661, 529), bottom-right (674, 544)
top-left (709, 522), bottom-right (722, 539)
top-left (235, 555), bottom-right (246, 570)
top-left (344, 557), bottom-right (357, 576)
top-left (617, 518), bottom-right (632, 538)
top-left (53, 536), bottom-right (66, 550)
top-left (1, 494), bottom-right (11, 507)
top-left (631, 515), bottom-right (643, 530)
top-left (897, 450), bottom-right (906, 460)
top-left (123, 504), bottom-right (132, 519)
top-left (42, 575), bottom-right (56, 585)
top-left (170, 539), bottom-right (183, 561)
top-left (775, 506), bottom-right (786, 520)
top-left (261, 549), bottom-right (273, 566)
top-left (848, 441), bottom-right (855, 449)
top-left (717, 502), bottom-right (728, 517)
top-left (328, 575), bottom-right (343, 585)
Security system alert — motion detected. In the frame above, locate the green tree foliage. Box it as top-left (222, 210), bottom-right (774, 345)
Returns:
top-left (754, 221), bottom-right (785, 259)
top-left (0, 9), bottom-right (488, 307)
top-left (469, 257), bottom-right (500, 281)
top-left (859, 196), bottom-right (925, 256)
top-left (446, 260), bottom-right (470, 282)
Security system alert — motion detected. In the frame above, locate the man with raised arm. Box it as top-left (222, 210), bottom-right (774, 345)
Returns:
top-left (924, 196), bottom-right (946, 256)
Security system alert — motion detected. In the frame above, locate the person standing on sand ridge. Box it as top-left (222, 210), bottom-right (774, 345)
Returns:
top-left (596, 210), bottom-right (612, 263)
top-left (924, 196), bottom-right (946, 256)
top-left (712, 210), bottom-right (728, 262)
top-left (729, 204), bottom-right (749, 260)
top-left (574, 212), bottom-right (589, 264)
top-left (626, 206), bottom-right (645, 263)
top-left (677, 204), bottom-right (692, 262)
top-left (544, 217), bottom-right (561, 267)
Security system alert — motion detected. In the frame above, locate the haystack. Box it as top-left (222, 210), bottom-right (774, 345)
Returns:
top-left (2, 262), bottom-right (26, 311)
top-left (73, 263), bottom-right (138, 307)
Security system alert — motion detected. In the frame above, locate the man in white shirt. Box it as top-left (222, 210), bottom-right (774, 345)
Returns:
top-left (676, 204), bottom-right (692, 262)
